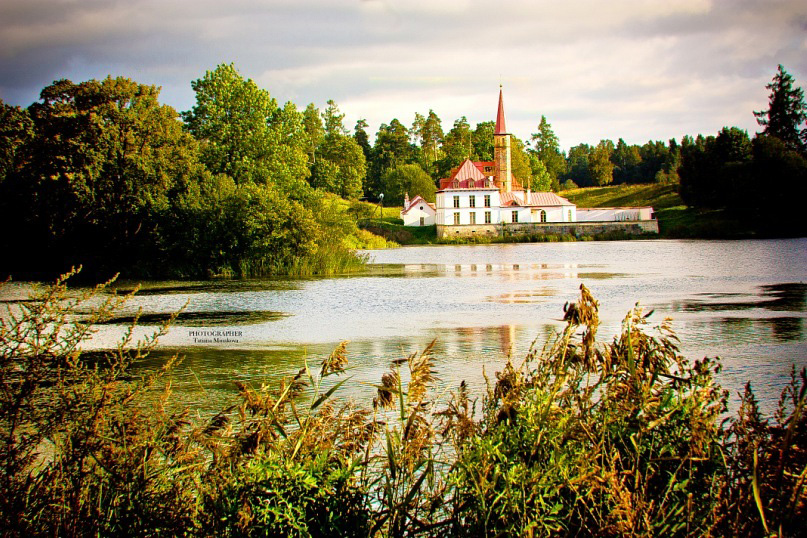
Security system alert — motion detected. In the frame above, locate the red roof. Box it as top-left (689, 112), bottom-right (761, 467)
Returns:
top-left (438, 158), bottom-right (527, 191)
top-left (401, 195), bottom-right (436, 214)
top-left (500, 191), bottom-right (573, 207)
top-left (439, 159), bottom-right (495, 190)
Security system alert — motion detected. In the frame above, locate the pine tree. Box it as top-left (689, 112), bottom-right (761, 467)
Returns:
top-left (754, 65), bottom-right (807, 153)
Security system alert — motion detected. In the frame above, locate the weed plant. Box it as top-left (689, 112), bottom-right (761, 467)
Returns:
top-left (1, 272), bottom-right (804, 537)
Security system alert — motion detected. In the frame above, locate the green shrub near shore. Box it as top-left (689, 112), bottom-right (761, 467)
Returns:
top-left (2, 271), bottom-right (805, 536)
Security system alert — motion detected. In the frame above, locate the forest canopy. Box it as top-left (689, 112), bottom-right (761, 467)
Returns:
top-left (0, 63), bottom-right (804, 279)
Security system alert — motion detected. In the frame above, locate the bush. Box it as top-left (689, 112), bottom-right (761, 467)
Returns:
top-left (2, 274), bottom-right (804, 536)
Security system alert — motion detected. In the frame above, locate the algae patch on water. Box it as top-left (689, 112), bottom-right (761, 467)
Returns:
top-left (97, 310), bottom-right (288, 326)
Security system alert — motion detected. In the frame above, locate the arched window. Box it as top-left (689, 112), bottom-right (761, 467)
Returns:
top-left (540, 209), bottom-right (547, 223)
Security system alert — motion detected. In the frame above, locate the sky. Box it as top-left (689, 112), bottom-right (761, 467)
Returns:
top-left (1, 0), bottom-right (806, 150)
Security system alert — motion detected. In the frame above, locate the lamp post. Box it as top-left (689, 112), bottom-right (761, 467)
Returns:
top-left (378, 193), bottom-right (384, 228)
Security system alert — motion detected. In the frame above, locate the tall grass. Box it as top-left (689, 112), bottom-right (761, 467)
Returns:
top-left (2, 271), bottom-right (805, 536)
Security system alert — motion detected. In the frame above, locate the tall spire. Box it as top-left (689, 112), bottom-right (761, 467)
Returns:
top-left (493, 85), bottom-right (512, 192)
top-left (494, 85), bottom-right (507, 135)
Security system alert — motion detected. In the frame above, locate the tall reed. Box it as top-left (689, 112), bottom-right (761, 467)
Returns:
top-left (2, 274), bottom-right (804, 537)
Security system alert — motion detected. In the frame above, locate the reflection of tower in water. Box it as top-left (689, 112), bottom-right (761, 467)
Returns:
top-left (499, 324), bottom-right (517, 356)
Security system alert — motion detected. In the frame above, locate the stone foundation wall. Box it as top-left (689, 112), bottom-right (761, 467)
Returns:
top-left (436, 220), bottom-right (659, 238)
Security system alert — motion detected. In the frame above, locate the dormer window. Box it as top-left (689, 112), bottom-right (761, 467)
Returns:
top-left (468, 179), bottom-right (475, 188)
top-left (453, 180), bottom-right (459, 188)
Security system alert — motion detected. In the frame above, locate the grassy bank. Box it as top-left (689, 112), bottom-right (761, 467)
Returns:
top-left (560, 183), bottom-right (781, 238)
top-left (361, 185), bottom-right (754, 245)
top-left (2, 272), bottom-right (805, 536)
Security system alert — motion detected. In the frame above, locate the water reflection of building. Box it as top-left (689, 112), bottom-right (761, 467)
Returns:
top-left (402, 263), bottom-right (579, 281)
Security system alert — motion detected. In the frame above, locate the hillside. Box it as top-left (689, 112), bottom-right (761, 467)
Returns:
top-left (560, 184), bottom-right (761, 238)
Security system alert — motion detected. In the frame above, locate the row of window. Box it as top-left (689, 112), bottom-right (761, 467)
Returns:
top-left (450, 209), bottom-right (549, 225)
top-left (453, 211), bottom-right (493, 225)
top-left (451, 179), bottom-right (493, 189)
top-left (453, 195), bottom-right (492, 208)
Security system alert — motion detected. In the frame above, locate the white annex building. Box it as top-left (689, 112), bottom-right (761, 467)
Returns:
top-left (400, 194), bottom-right (436, 226)
top-left (425, 88), bottom-right (657, 238)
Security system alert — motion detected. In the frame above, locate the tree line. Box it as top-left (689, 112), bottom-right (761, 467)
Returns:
top-left (0, 65), bottom-right (373, 279)
top-left (1, 64), bottom-right (805, 278)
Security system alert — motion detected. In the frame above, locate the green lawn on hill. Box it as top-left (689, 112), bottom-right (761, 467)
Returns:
top-left (560, 184), bottom-right (758, 238)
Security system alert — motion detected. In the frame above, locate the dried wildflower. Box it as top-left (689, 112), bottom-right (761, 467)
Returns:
top-left (408, 340), bottom-right (437, 406)
top-left (376, 369), bottom-right (400, 410)
top-left (321, 340), bottom-right (349, 376)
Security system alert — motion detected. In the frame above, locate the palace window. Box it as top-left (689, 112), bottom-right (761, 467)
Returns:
top-left (470, 212), bottom-right (476, 225)
top-left (484, 195), bottom-right (491, 207)
top-left (469, 195), bottom-right (476, 208)
top-left (454, 212), bottom-right (461, 225)
top-left (453, 196), bottom-right (460, 208)
top-left (484, 211), bottom-right (491, 224)
top-left (512, 211), bottom-right (519, 223)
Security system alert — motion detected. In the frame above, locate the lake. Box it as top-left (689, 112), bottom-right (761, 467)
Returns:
top-left (8, 238), bottom-right (806, 416)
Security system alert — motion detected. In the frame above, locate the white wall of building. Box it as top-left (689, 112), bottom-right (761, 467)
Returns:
top-left (436, 190), bottom-right (579, 225)
top-left (401, 203), bottom-right (436, 226)
top-left (576, 207), bottom-right (654, 222)
top-left (436, 189), bottom-right (502, 225)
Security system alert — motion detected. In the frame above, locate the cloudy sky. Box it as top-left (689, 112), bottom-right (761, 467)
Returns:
top-left (1, 0), bottom-right (806, 149)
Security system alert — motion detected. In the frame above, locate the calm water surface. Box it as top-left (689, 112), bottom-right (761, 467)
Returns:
top-left (8, 239), bottom-right (805, 415)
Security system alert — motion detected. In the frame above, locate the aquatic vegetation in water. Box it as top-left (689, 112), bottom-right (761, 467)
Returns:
top-left (1, 269), bottom-right (805, 536)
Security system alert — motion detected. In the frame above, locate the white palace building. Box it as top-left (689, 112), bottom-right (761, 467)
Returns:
top-left (401, 88), bottom-right (658, 239)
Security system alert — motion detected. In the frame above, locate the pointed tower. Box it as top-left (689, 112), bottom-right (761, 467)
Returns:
top-left (494, 86), bottom-right (512, 193)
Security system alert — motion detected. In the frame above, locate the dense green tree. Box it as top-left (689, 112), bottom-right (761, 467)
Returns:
top-left (182, 63), bottom-right (309, 191)
top-left (511, 136), bottom-right (533, 188)
top-left (565, 144), bottom-right (592, 186)
top-left (655, 138), bottom-right (681, 184)
top-left (381, 163), bottom-right (436, 206)
top-left (305, 100), bottom-right (365, 199)
top-left (750, 134), bottom-right (807, 227)
top-left (528, 156), bottom-right (552, 191)
top-left (589, 140), bottom-right (615, 186)
top-left (313, 134), bottom-right (366, 199)
top-left (529, 116), bottom-right (567, 182)
top-left (611, 138), bottom-right (642, 184)
top-left (0, 100), bottom-right (33, 185)
top-left (638, 141), bottom-right (670, 183)
top-left (412, 110), bottom-right (444, 176)
top-left (679, 134), bottom-right (714, 206)
top-left (1, 76), bottom-right (203, 276)
top-left (368, 119), bottom-right (413, 199)
top-left (323, 99), bottom-right (348, 137)
top-left (166, 175), bottom-right (320, 276)
top-left (754, 65), bottom-right (807, 153)
top-left (679, 128), bottom-right (752, 208)
top-left (354, 119), bottom-right (372, 163)
top-left (436, 116), bottom-right (473, 179)
top-left (303, 103), bottom-right (324, 165)
top-left (472, 121), bottom-right (495, 162)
